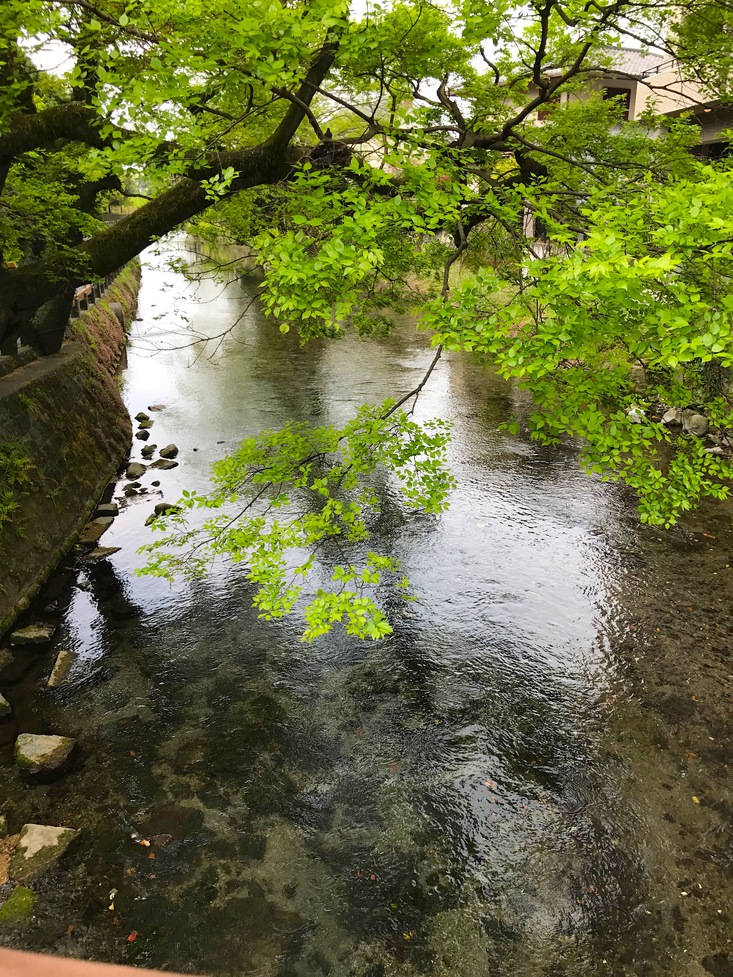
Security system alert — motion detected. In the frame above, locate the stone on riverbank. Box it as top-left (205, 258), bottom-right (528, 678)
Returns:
top-left (149, 458), bottom-right (178, 471)
top-left (682, 410), bottom-right (709, 437)
top-left (10, 625), bottom-right (56, 647)
top-left (48, 651), bottom-right (76, 689)
top-left (15, 734), bottom-right (75, 774)
top-left (8, 824), bottom-right (78, 883)
top-left (0, 885), bottom-right (35, 921)
top-left (0, 694), bottom-right (11, 718)
top-left (662, 407), bottom-right (684, 427)
top-left (159, 444), bottom-right (179, 459)
top-left (126, 462), bottom-right (146, 479)
top-left (78, 517), bottom-right (114, 546)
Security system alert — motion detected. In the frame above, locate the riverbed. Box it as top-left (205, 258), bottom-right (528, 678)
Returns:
top-left (0, 238), bottom-right (731, 977)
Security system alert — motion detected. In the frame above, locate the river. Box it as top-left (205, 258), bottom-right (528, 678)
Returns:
top-left (1, 238), bottom-right (731, 977)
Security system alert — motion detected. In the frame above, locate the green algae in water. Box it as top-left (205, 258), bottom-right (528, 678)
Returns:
top-left (0, 886), bottom-right (37, 923)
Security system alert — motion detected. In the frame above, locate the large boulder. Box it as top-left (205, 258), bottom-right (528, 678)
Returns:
top-left (10, 625), bottom-right (55, 646)
top-left (15, 733), bottom-right (76, 774)
top-left (8, 824), bottom-right (78, 883)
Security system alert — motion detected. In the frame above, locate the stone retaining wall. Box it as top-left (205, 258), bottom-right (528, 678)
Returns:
top-left (0, 263), bottom-right (140, 635)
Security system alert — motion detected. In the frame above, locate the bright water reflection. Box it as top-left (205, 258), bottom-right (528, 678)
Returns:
top-left (2, 238), bottom-right (731, 977)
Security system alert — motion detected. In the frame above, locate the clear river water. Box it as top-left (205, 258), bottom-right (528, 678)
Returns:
top-left (1, 239), bottom-right (731, 977)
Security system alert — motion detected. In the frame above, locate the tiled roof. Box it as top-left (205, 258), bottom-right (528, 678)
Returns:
top-left (605, 48), bottom-right (667, 77)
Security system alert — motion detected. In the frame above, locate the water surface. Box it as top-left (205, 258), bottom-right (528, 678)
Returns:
top-left (1, 239), bottom-right (731, 977)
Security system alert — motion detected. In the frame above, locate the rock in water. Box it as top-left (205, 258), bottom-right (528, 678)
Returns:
top-left (134, 412), bottom-right (149, 422)
top-left (78, 517), bottom-right (114, 546)
top-left (0, 885), bottom-right (35, 921)
top-left (0, 695), bottom-right (11, 719)
top-left (126, 462), bottom-right (146, 479)
top-left (153, 502), bottom-right (181, 516)
top-left (82, 546), bottom-right (121, 563)
top-left (148, 404), bottom-right (166, 411)
top-left (149, 458), bottom-right (178, 471)
top-left (48, 651), bottom-right (76, 689)
top-left (94, 503), bottom-right (119, 518)
top-left (159, 443), bottom-right (179, 459)
top-left (138, 418), bottom-right (153, 429)
top-left (135, 429), bottom-right (150, 441)
top-left (15, 734), bottom-right (75, 774)
top-left (10, 625), bottom-right (56, 646)
top-left (141, 444), bottom-right (157, 459)
top-left (8, 824), bottom-right (78, 882)
top-left (683, 410), bottom-right (709, 437)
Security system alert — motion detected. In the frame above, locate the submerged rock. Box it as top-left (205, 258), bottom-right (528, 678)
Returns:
top-left (0, 885), bottom-right (35, 921)
top-left (78, 517), bottom-right (114, 546)
top-left (159, 443), bottom-right (179, 459)
top-left (0, 694), bottom-right (11, 719)
top-left (10, 625), bottom-right (55, 646)
top-left (148, 404), bottom-right (166, 410)
top-left (48, 650), bottom-right (76, 689)
top-left (126, 462), bottom-right (146, 479)
top-left (149, 458), bottom-right (178, 471)
top-left (8, 824), bottom-right (78, 883)
top-left (15, 733), bottom-right (76, 774)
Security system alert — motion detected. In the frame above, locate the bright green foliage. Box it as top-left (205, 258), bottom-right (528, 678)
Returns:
top-left (430, 163), bottom-right (733, 525)
top-left (138, 404), bottom-right (453, 640)
top-left (6, 0), bottom-right (733, 633)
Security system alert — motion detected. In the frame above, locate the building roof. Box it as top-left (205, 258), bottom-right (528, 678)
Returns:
top-left (606, 48), bottom-right (667, 77)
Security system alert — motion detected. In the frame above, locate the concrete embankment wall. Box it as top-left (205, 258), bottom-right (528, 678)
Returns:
top-left (0, 263), bottom-right (140, 634)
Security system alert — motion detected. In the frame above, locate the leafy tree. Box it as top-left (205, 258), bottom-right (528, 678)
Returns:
top-left (3, 0), bottom-right (733, 635)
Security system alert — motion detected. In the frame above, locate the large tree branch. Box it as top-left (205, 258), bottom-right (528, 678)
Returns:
top-left (0, 102), bottom-right (121, 162)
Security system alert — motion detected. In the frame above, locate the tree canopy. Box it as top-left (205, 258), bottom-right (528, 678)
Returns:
top-left (3, 0), bottom-right (733, 636)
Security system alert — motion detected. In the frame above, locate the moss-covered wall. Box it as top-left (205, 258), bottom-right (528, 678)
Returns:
top-left (0, 262), bottom-right (140, 635)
